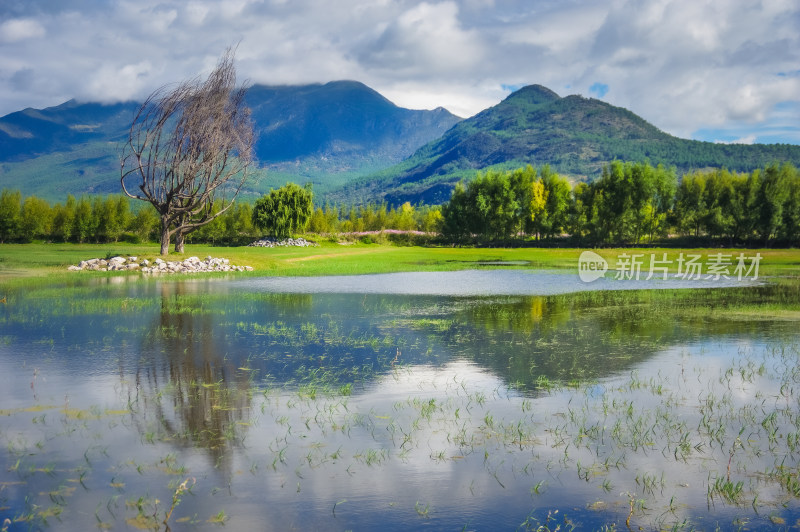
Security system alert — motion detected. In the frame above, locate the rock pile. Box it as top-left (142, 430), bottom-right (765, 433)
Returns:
top-left (68, 256), bottom-right (253, 274)
top-left (248, 237), bottom-right (317, 248)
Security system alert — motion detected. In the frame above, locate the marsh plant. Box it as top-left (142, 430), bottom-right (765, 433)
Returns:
top-left (2, 276), bottom-right (800, 529)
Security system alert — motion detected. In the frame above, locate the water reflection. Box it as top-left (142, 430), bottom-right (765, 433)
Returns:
top-left (234, 269), bottom-right (760, 295)
top-left (1, 274), bottom-right (799, 530)
top-left (122, 283), bottom-right (254, 472)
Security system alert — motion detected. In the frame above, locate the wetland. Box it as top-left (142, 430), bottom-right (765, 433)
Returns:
top-left (1, 268), bottom-right (800, 530)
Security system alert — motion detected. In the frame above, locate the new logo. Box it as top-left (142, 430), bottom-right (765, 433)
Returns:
top-left (578, 251), bottom-right (608, 282)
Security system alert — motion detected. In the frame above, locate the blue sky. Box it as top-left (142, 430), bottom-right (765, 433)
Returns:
top-left (1, 0), bottom-right (798, 144)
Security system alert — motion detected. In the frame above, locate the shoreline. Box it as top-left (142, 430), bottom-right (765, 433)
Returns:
top-left (1, 242), bottom-right (799, 283)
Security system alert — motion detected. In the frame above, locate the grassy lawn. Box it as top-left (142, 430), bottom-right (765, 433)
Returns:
top-left (0, 241), bottom-right (798, 281)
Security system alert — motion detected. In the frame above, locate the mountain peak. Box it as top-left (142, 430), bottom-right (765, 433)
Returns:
top-left (504, 84), bottom-right (560, 105)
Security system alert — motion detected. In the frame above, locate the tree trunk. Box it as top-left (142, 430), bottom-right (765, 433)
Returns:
top-left (174, 230), bottom-right (185, 254)
top-left (160, 217), bottom-right (171, 255)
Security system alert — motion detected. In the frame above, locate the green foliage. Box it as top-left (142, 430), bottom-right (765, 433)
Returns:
top-left (20, 195), bottom-right (53, 241)
top-left (534, 165), bottom-right (572, 239)
top-left (442, 165), bottom-right (570, 242)
top-left (781, 173), bottom-right (800, 243)
top-left (756, 164), bottom-right (790, 244)
top-left (441, 169), bottom-right (528, 241)
top-left (50, 196), bottom-right (76, 242)
top-left (0, 189), bottom-right (22, 243)
top-left (188, 201), bottom-right (257, 245)
top-left (0, 191), bottom-right (155, 244)
top-left (584, 161), bottom-right (677, 244)
top-left (0, 187), bottom-right (436, 246)
top-left (2, 161), bottom-right (797, 248)
top-left (308, 206), bottom-right (338, 234)
top-left (253, 183), bottom-right (314, 238)
top-left (71, 196), bottom-right (95, 244)
top-left (439, 161), bottom-right (798, 246)
top-left (128, 207), bottom-right (160, 243)
top-left (667, 163), bottom-right (799, 244)
top-left (421, 207), bottom-right (443, 233)
top-left (341, 85), bottom-right (800, 205)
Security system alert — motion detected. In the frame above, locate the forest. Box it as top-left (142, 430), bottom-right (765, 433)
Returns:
top-left (442, 161), bottom-right (799, 246)
top-left (1, 161), bottom-right (798, 247)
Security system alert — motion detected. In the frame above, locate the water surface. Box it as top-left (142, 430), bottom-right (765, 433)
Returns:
top-left (233, 269), bottom-right (759, 295)
top-left (0, 271), bottom-right (798, 531)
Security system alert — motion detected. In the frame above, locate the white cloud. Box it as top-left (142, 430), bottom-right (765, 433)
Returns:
top-left (357, 2), bottom-right (484, 75)
top-left (572, 0), bottom-right (800, 138)
top-left (183, 3), bottom-right (210, 26)
top-left (0, 18), bottom-right (45, 42)
top-left (499, 4), bottom-right (605, 54)
top-left (87, 61), bottom-right (155, 102)
top-left (378, 80), bottom-right (503, 118)
top-left (0, 0), bottom-right (797, 143)
top-left (715, 135), bottom-right (757, 145)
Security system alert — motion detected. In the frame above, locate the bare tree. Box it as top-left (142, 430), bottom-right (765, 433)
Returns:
top-left (121, 48), bottom-right (254, 255)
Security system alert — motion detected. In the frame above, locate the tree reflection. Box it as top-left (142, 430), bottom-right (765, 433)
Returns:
top-left (122, 282), bottom-right (253, 474)
top-left (405, 285), bottom-right (799, 392)
top-left (115, 280), bottom-right (800, 452)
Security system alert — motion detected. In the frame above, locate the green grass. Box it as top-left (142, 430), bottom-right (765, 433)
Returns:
top-left (1, 241), bottom-right (799, 281)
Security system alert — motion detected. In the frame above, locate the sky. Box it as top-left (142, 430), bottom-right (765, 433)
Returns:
top-left (1, 0), bottom-right (798, 145)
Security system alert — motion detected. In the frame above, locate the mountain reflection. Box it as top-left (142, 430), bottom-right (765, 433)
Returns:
top-left (9, 275), bottom-right (792, 464)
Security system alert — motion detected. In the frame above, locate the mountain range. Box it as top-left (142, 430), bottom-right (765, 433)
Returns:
top-left (0, 81), bottom-right (460, 201)
top-left (336, 85), bottom-right (800, 204)
top-left (2, 81), bottom-right (799, 205)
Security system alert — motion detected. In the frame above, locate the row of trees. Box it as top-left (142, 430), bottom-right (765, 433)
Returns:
top-left (0, 191), bottom-right (157, 244)
top-left (672, 165), bottom-right (799, 243)
top-left (0, 187), bottom-right (438, 245)
top-left (2, 162), bottom-right (798, 246)
top-left (442, 165), bottom-right (573, 241)
top-left (191, 184), bottom-right (444, 243)
top-left (441, 161), bottom-right (800, 245)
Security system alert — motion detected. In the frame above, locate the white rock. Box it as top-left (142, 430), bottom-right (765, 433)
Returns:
top-left (69, 255), bottom-right (252, 275)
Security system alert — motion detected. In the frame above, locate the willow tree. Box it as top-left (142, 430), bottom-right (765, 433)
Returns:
top-left (121, 48), bottom-right (253, 254)
top-left (252, 183), bottom-right (314, 239)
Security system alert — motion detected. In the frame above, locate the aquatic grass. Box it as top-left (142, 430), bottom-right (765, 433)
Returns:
top-left (162, 477), bottom-right (195, 527)
top-left (709, 476), bottom-right (745, 504)
top-left (3, 275), bottom-right (800, 530)
top-left (414, 500), bottom-right (431, 518)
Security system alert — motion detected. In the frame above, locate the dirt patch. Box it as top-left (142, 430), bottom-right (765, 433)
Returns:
top-left (285, 249), bottom-right (377, 263)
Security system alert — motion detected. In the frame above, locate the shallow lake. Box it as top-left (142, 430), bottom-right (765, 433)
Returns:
top-left (1, 270), bottom-right (799, 530)
top-left (231, 268), bottom-right (759, 295)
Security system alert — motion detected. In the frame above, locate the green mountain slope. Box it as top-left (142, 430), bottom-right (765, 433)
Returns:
top-left (4, 82), bottom-right (799, 206)
top-left (332, 85), bottom-right (800, 205)
top-left (0, 81), bottom-right (461, 201)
